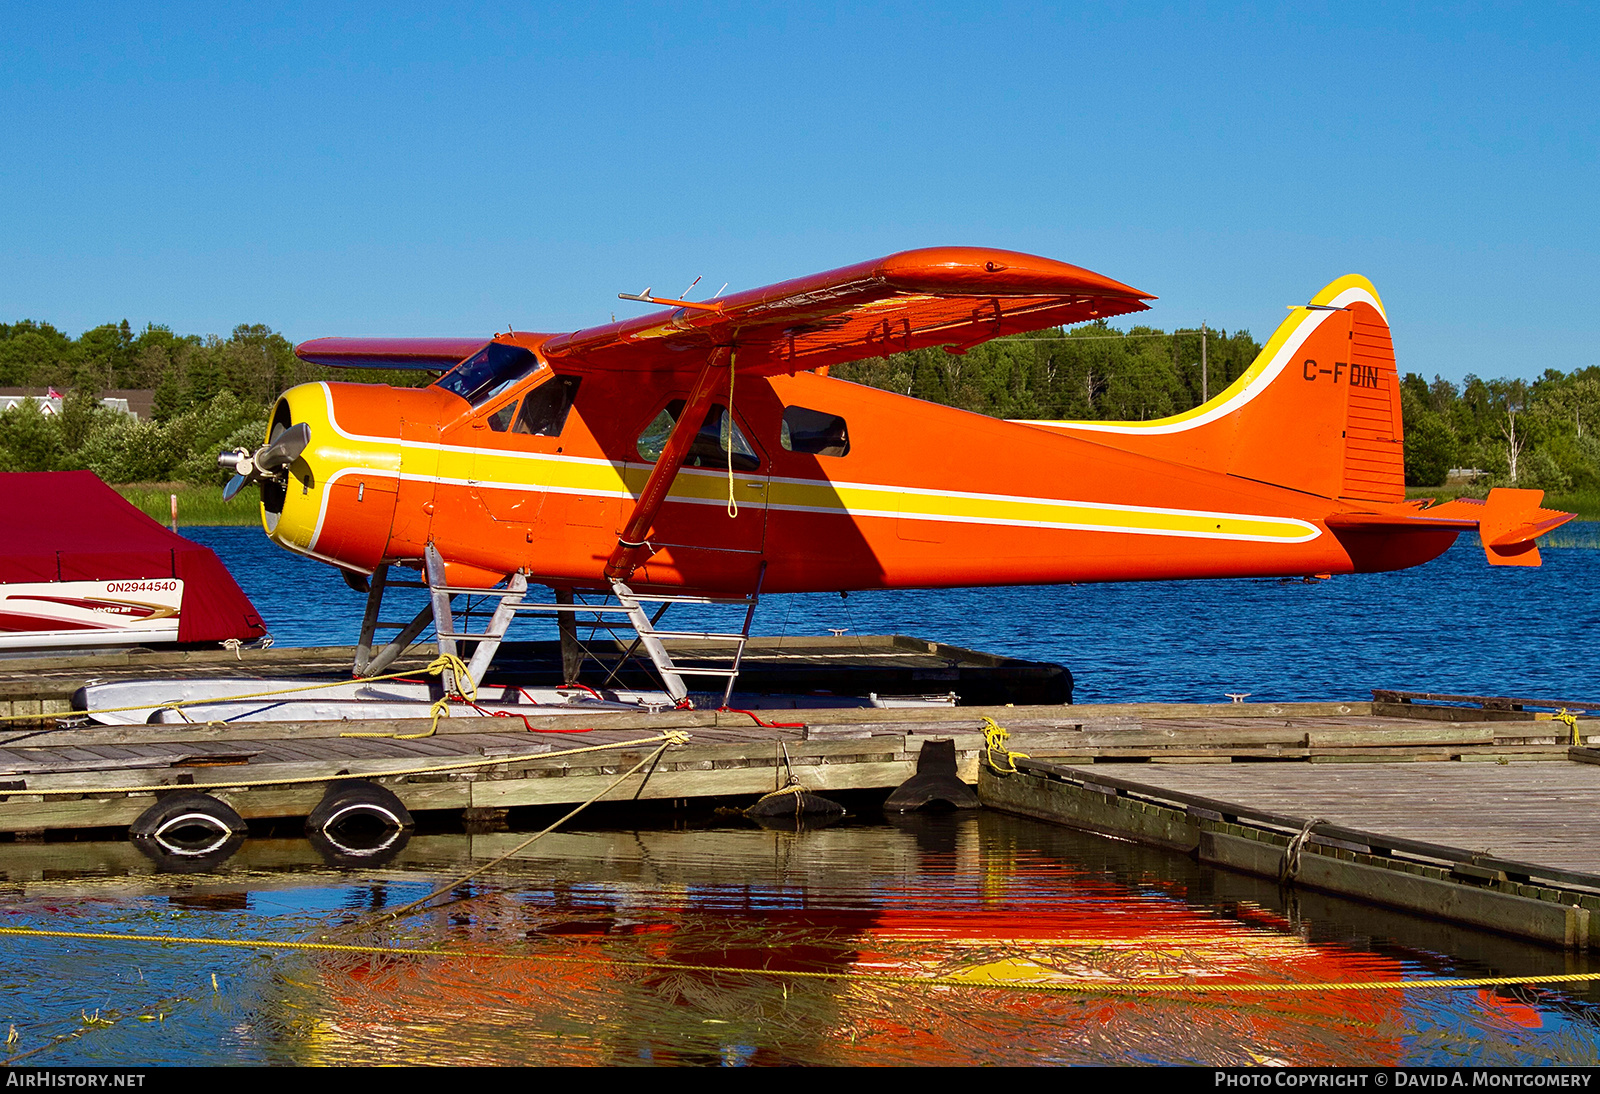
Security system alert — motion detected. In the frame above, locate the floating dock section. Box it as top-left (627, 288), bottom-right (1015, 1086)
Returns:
top-left (3, 640), bottom-right (1600, 952)
top-left (980, 739), bottom-right (1600, 950)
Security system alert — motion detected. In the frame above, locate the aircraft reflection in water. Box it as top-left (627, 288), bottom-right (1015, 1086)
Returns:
top-left (288, 816), bottom-right (1427, 1066)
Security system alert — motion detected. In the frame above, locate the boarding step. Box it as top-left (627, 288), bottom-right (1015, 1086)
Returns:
top-left (511, 602), bottom-right (637, 614)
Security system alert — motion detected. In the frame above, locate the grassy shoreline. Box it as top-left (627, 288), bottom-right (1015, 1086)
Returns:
top-left (115, 483), bottom-right (262, 527)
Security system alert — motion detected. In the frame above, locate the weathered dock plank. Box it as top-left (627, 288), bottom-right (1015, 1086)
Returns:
top-left (1070, 762), bottom-right (1600, 876)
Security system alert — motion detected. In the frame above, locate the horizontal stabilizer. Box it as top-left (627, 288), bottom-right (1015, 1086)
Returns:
top-left (1324, 507), bottom-right (1477, 532)
top-left (1487, 512), bottom-right (1573, 549)
top-left (1464, 488), bottom-right (1573, 567)
top-left (1332, 489), bottom-right (1575, 568)
top-left (295, 337), bottom-right (491, 370)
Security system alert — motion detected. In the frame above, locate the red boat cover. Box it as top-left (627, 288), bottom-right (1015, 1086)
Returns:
top-left (0, 472), bottom-right (267, 643)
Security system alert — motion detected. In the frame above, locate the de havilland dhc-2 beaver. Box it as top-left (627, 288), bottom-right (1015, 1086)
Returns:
top-left (195, 247), bottom-right (1570, 711)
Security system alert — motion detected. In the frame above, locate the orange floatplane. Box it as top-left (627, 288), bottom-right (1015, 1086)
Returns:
top-left (224, 248), bottom-right (1572, 700)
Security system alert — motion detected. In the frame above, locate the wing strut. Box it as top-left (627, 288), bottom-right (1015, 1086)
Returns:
top-left (604, 347), bottom-right (731, 581)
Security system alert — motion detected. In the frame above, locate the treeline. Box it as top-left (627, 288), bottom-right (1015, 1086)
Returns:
top-left (835, 325), bottom-right (1600, 497)
top-left (2, 318), bottom-right (1596, 503)
top-left (1398, 371), bottom-right (1600, 493)
top-left (0, 319), bottom-right (422, 482)
top-left (832, 322), bottom-right (1263, 422)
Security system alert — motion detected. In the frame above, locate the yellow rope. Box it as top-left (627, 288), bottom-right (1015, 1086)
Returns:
top-left (982, 716), bottom-right (1028, 774)
top-left (1, 924), bottom-right (1593, 997)
top-left (0, 731), bottom-right (692, 798)
top-left (340, 696), bottom-right (453, 740)
top-left (751, 780), bottom-right (812, 819)
top-left (1558, 707), bottom-right (1582, 746)
top-left (0, 653), bottom-right (476, 726)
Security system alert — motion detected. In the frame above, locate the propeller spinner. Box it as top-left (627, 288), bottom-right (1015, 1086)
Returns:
top-left (219, 422), bottom-right (311, 501)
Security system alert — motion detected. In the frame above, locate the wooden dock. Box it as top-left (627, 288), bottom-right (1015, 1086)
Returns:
top-left (980, 749), bottom-right (1600, 950)
top-left (0, 664), bottom-right (1591, 834)
top-left (4, 638), bottom-right (1600, 953)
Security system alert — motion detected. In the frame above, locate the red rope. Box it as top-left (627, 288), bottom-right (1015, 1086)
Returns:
top-left (458, 697), bottom-right (594, 734)
top-left (718, 707), bottom-right (807, 729)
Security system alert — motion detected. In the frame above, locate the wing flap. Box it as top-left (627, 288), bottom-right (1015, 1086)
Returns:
top-left (541, 247), bottom-right (1153, 375)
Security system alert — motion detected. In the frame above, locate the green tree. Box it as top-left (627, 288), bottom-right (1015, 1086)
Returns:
top-left (0, 398), bottom-right (61, 472)
top-left (1403, 410), bottom-right (1455, 486)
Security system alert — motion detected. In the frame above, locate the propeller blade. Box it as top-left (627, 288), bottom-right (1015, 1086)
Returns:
top-left (258, 423), bottom-right (311, 472)
top-left (222, 473), bottom-right (249, 502)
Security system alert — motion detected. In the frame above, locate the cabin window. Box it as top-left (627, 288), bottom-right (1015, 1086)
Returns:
top-left (636, 399), bottom-right (760, 471)
top-left (780, 406), bottom-right (850, 457)
top-left (435, 343), bottom-right (540, 407)
top-left (486, 400), bottom-right (518, 432)
top-left (514, 375), bottom-right (581, 436)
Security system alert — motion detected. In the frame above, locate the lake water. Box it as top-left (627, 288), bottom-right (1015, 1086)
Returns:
top-left (0, 525), bottom-right (1596, 1066)
top-left (5, 811), bottom-right (1600, 1067)
top-left (189, 522), bottom-right (1600, 704)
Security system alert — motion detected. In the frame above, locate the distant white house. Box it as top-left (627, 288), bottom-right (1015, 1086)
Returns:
top-left (0, 389), bottom-right (141, 418)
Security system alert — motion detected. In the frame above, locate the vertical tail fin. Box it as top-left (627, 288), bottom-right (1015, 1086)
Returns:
top-left (1030, 276), bottom-right (1406, 502)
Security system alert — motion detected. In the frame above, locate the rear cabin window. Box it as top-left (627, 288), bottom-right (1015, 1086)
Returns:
top-left (436, 343), bottom-right (540, 407)
top-left (780, 406), bottom-right (850, 457)
top-left (636, 400), bottom-right (760, 472)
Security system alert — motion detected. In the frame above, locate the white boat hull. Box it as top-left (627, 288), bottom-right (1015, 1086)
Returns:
top-left (75, 676), bottom-right (674, 725)
top-left (0, 579), bottom-right (183, 651)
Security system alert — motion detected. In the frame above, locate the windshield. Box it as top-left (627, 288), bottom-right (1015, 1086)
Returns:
top-left (435, 343), bottom-right (540, 406)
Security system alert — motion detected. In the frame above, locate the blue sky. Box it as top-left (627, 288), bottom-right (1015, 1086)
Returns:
top-left (2, 2), bottom-right (1594, 383)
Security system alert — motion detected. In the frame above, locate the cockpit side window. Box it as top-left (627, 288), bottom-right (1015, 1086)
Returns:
top-left (636, 399), bottom-right (760, 472)
top-left (486, 400), bottom-right (518, 432)
top-left (436, 343), bottom-right (540, 407)
top-left (514, 375), bottom-right (582, 436)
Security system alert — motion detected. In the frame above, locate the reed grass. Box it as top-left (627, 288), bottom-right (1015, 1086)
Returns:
top-left (1543, 520), bottom-right (1600, 550)
top-left (114, 483), bottom-right (261, 527)
top-left (1544, 490), bottom-right (1600, 522)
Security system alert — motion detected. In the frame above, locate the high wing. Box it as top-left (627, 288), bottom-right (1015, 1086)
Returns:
top-left (294, 336), bottom-right (492, 370)
top-left (541, 246), bottom-right (1153, 375)
top-left (292, 248), bottom-right (1152, 376)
